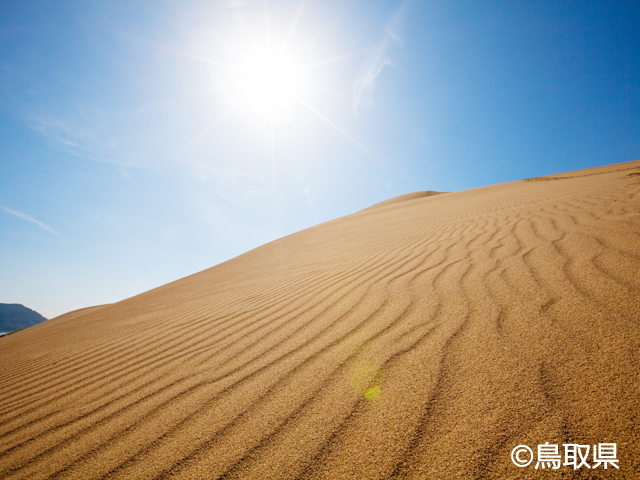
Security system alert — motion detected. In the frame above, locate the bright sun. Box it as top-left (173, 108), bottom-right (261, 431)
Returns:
top-left (242, 52), bottom-right (296, 113)
top-left (172, 4), bottom-right (379, 215)
top-left (176, 4), bottom-right (375, 159)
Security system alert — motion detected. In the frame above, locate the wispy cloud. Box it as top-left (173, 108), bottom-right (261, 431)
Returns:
top-left (1, 207), bottom-right (60, 236)
top-left (21, 107), bottom-right (183, 171)
top-left (23, 113), bottom-right (107, 163)
top-left (352, 3), bottom-right (406, 114)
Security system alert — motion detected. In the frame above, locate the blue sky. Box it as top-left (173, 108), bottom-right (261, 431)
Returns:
top-left (1, 0), bottom-right (639, 318)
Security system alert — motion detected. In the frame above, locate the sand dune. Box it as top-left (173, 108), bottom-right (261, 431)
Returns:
top-left (362, 191), bottom-right (444, 210)
top-left (1, 160), bottom-right (639, 479)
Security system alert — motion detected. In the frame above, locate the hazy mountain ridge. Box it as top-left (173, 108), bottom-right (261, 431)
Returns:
top-left (0, 303), bottom-right (47, 334)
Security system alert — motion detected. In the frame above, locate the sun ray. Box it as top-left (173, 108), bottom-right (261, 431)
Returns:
top-left (290, 11), bottom-right (343, 62)
top-left (291, 93), bottom-right (384, 163)
top-left (151, 41), bottom-right (243, 72)
top-left (232, 4), bottom-right (262, 58)
top-left (290, 81), bottom-right (348, 97)
top-left (292, 50), bottom-right (363, 72)
top-left (269, 108), bottom-right (278, 226)
top-left (191, 18), bottom-right (248, 61)
top-left (264, 0), bottom-right (272, 53)
top-left (278, 0), bottom-right (307, 57)
top-left (167, 0), bottom-right (249, 60)
top-left (176, 51), bottom-right (243, 71)
top-left (175, 99), bottom-right (245, 157)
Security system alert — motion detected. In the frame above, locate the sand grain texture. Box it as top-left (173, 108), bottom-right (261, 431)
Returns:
top-left (1, 161), bottom-right (640, 479)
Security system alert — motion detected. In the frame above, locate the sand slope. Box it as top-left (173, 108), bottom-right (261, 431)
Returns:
top-left (1, 161), bottom-right (639, 479)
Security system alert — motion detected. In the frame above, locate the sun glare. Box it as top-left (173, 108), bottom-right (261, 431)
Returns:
top-left (176, 3), bottom-right (379, 168)
top-left (242, 52), bottom-right (296, 113)
top-left (171, 3), bottom-right (382, 231)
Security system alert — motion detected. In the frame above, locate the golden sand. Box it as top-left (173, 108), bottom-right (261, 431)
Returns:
top-left (1, 160), bottom-right (639, 479)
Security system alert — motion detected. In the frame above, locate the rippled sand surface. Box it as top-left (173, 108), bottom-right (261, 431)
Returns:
top-left (1, 160), bottom-right (639, 479)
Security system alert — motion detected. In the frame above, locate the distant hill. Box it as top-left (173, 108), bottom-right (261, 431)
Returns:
top-left (0, 304), bottom-right (47, 334)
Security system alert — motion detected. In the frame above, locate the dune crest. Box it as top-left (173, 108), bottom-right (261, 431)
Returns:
top-left (363, 190), bottom-right (444, 210)
top-left (1, 160), bottom-right (639, 479)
